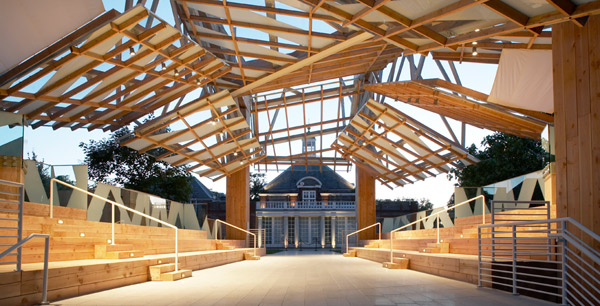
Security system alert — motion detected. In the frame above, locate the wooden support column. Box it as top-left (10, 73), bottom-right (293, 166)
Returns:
top-left (225, 166), bottom-right (249, 240)
top-left (356, 167), bottom-right (376, 240)
top-left (552, 15), bottom-right (600, 238)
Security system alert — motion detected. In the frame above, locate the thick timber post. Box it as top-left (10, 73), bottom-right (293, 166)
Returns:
top-left (356, 167), bottom-right (376, 240)
top-left (225, 166), bottom-right (250, 240)
top-left (552, 15), bottom-right (600, 238)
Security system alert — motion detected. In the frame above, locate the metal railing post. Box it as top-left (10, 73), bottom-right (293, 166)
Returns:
top-left (41, 236), bottom-right (49, 305)
top-left (16, 185), bottom-right (23, 272)
top-left (49, 182), bottom-right (54, 219)
top-left (561, 220), bottom-right (567, 305)
top-left (436, 214), bottom-right (440, 244)
top-left (477, 226), bottom-right (481, 287)
top-left (111, 204), bottom-right (115, 245)
top-left (512, 224), bottom-right (518, 295)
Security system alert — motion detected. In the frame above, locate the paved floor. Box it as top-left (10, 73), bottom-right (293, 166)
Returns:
top-left (55, 250), bottom-right (553, 306)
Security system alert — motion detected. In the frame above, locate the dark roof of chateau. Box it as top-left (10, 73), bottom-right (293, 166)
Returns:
top-left (261, 165), bottom-right (355, 193)
top-left (190, 177), bottom-right (214, 202)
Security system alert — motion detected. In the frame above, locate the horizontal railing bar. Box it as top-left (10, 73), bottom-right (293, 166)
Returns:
top-left (0, 179), bottom-right (24, 187)
top-left (562, 231), bottom-right (600, 259)
top-left (566, 293), bottom-right (584, 306)
top-left (0, 227), bottom-right (18, 230)
top-left (513, 285), bottom-right (562, 297)
top-left (491, 200), bottom-right (550, 204)
top-left (515, 279), bottom-right (563, 290)
top-left (565, 266), bottom-right (600, 300)
top-left (0, 218), bottom-right (18, 221)
top-left (565, 254), bottom-right (600, 283)
top-left (565, 278), bottom-right (595, 306)
top-left (0, 199), bottom-right (19, 205)
top-left (0, 261), bottom-right (17, 264)
top-left (0, 235), bottom-right (17, 238)
top-left (0, 208), bottom-right (19, 213)
top-left (0, 190), bottom-right (19, 196)
top-left (479, 263), bottom-right (562, 273)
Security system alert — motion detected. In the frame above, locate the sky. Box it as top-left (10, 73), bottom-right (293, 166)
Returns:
top-left (22, 0), bottom-right (498, 208)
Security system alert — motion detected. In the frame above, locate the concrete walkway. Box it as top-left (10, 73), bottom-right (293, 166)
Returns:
top-left (55, 250), bottom-right (553, 306)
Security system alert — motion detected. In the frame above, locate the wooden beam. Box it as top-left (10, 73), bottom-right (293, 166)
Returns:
top-left (230, 31), bottom-right (373, 97)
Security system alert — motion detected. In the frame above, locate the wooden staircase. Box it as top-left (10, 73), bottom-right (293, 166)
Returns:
top-left (383, 256), bottom-right (410, 269)
top-left (149, 263), bottom-right (192, 281)
top-left (420, 242), bottom-right (449, 253)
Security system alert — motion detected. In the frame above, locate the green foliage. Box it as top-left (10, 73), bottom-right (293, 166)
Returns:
top-left (250, 172), bottom-right (266, 201)
top-left (376, 197), bottom-right (433, 211)
top-left (79, 127), bottom-right (192, 202)
top-left (449, 132), bottom-right (547, 187)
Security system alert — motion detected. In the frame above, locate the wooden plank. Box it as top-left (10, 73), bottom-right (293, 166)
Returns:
top-left (225, 167), bottom-right (249, 240)
top-left (356, 167), bottom-right (376, 240)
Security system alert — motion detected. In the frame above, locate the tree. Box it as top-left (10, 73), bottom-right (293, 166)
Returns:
top-left (417, 198), bottom-right (433, 211)
top-left (79, 127), bottom-right (192, 202)
top-left (27, 151), bottom-right (74, 195)
top-left (250, 172), bottom-right (266, 201)
top-left (448, 132), bottom-right (548, 187)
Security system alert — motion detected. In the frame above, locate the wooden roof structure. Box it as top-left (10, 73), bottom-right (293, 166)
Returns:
top-left (121, 90), bottom-right (263, 181)
top-left (332, 99), bottom-right (479, 188)
top-left (2, 0), bottom-right (600, 181)
top-left (172, 0), bottom-right (600, 92)
top-left (365, 79), bottom-right (553, 139)
top-left (0, 6), bottom-right (230, 131)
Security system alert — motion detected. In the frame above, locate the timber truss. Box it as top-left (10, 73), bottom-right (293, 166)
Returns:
top-left (1, 0), bottom-right (599, 185)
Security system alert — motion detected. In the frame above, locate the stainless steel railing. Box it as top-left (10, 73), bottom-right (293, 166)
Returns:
top-left (345, 222), bottom-right (381, 254)
top-left (49, 179), bottom-right (180, 271)
top-left (478, 217), bottom-right (600, 305)
top-left (387, 195), bottom-right (486, 262)
top-left (213, 219), bottom-right (257, 256)
top-left (0, 234), bottom-right (50, 305)
top-left (0, 178), bottom-right (24, 270)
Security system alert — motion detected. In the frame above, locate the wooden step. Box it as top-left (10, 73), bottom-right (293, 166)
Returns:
top-left (160, 269), bottom-right (192, 281)
top-left (383, 258), bottom-right (409, 269)
top-left (149, 263), bottom-right (176, 281)
top-left (104, 250), bottom-right (144, 259)
top-left (343, 250), bottom-right (357, 257)
top-left (216, 242), bottom-right (235, 250)
top-left (244, 252), bottom-right (260, 260)
top-left (420, 247), bottom-right (440, 253)
top-left (426, 242), bottom-right (449, 253)
top-left (95, 244), bottom-right (135, 258)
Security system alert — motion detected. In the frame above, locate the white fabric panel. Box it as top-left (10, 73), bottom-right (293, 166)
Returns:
top-left (0, 0), bottom-right (104, 74)
top-left (489, 49), bottom-right (554, 113)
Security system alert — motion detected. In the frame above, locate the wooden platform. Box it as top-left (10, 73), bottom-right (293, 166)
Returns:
top-left (354, 247), bottom-right (479, 285)
top-left (0, 248), bottom-right (265, 306)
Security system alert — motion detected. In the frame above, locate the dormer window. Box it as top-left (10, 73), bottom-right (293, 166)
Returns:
top-left (296, 176), bottom-right (322, 189)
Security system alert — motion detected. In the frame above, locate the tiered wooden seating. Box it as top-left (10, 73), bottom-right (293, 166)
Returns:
top-left (351, 208), bottom-right (554, 284)
top-left (1, 201), bottom-right (236, 263)
top-left (0, 201), bottom-right (263, 305)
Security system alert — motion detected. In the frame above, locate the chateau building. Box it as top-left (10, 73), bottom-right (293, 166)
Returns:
top-left (256, 136), bottom-right (356, 248)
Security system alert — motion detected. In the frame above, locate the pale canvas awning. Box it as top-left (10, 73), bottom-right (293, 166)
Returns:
top-left (333, 99), bottom-right (479, 188)
top-left (0, 5), bottom-right (230, 131)
top-left (489, 49), bottom-right (554, 113)
top-left (122, 90), bottom-right (264, 181)
top-left (365, 79), bottom-right (552, 139)
top-left (0, 0), bottom-right (104, 74)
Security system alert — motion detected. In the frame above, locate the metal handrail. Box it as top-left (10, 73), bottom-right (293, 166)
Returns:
top-left (478, 216), bottom-right (600, 305)
top-left (213, 219), bottom-right (257, 256)
top-left (0, 179), bottom-right (24, 271)
top-left (388, 195), bottom-right (486, 262)
top-left (49, 179), bottom-right (179, 271)
top-left (345, 222), bottom-right (381, 254)
top-left (0, 234), bottom-right (50, 305)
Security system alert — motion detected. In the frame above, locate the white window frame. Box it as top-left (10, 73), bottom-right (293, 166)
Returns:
top-left (303, 190), bottom-right (316, 202)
